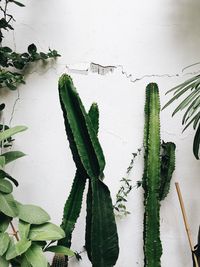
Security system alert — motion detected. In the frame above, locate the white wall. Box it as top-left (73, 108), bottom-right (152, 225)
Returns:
top-left (2, 0), bottom-right (200, 266)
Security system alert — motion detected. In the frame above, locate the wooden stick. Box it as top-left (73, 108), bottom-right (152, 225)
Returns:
top-left (175, 182), bottom-right (199, 267)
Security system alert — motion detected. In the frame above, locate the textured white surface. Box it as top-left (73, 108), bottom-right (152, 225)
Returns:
top-left (2, 0), bottom-right (200, 266)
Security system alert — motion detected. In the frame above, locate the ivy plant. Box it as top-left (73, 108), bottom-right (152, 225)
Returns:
top-left (0, 0), bottom-right (60, 90)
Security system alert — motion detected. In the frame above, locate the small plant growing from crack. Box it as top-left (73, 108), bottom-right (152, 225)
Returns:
top-left (113, 148), bottom-right (141, 218)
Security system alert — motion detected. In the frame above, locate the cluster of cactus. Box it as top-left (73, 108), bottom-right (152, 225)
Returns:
top-left (142, 83), bottom-right (176, 267)
top-left (54, 74), bottom-right (119, 267)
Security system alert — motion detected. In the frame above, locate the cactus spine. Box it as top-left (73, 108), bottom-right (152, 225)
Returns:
top-left (143, 83), bottom-right (176, 267)
top-left (57, 74), bottom-right (119, 267)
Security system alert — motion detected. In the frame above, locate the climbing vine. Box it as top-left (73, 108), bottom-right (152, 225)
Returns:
top-left (0, 0), bottom-right (60, 90)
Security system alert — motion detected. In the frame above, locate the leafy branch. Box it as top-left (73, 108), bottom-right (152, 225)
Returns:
top-left (114, 148), bottom-right (141, 217)
top-left (0, 0), bottom-right (60, 90)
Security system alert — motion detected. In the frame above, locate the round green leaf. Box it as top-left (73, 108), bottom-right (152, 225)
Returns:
top-left (0, 233), bottom-right (10, 256)
top-left (0, 213), bottom-right (12, 232)
top-left (0, 193), bottom-right (18, 217)
top-left (18, 220), bottom-right (30, 240)
top-left (6, 239), bottom-right (32, 260)
top-left (0, 180), bottom-right (13, 194)
top-left (0, 256), bottom-right (9, 267)
top-left (24, 244), bottom-right (47, 267)
top-left (29, 222), bottom-right (65, 241)
top-left (18, 204), bottom-right (50, 225)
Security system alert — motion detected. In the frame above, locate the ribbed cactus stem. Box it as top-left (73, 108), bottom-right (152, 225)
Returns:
top-left (143, 83), bottom-right (176, 267)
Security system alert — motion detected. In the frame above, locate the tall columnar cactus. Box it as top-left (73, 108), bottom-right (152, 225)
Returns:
top-left (56, 74), bottom-right (119, 267)
top-left (143, 83), bottom-right (176, 267)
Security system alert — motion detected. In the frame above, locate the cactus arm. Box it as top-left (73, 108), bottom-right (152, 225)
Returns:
top-left (143, 83), bottom-right (162, 267)
top-left (85, 180), bottom-right (92, 262)
top-left (59, 74), bottom-right (105, 178)
top-left (159, 142), bottom-right (176, 201)
top-left (85, 103), bottom-right (99, 262)
top-left (90, 179), bottom-right (119, 267)
top-left (58, 170), bottom-right (87, 248)
top-left (88, 103), bottom-right (99, 136)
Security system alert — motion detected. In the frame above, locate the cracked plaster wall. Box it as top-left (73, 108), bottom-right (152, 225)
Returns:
top-left (2, 0), bottom-right (200, 266)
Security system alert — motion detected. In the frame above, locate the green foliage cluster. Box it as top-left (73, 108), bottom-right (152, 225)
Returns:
top-left (163, 75), bottom-right (200, 159)
top-left (143, 83), bottom-right (176, 267)
top-left (0, 0), bottom-right (60, 90)
top-left (53, 74), bottom-right (119, 267)
top-left (0, 113), bottom-right (74, 266)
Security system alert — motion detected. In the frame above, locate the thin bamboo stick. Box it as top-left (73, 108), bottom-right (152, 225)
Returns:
top-left (175, 182), bottom-right (199, 267)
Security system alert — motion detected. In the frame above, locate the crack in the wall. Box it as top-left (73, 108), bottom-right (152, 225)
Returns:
top-left (9, 88), bottom-right (20, 126)
top-left (66, 61), bottom-right (200, 83)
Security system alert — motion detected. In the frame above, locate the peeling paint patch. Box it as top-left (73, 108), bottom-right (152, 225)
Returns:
top-left (90, 62), bottom-right (116, 75)
top-left (66, 65), bottom-right (89, 75)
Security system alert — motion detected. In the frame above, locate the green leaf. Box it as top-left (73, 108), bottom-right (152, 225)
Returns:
top-left (0, 193), bottom-right (18, 217)
top-left (11, 0), bottom-right (25, 7)
top-left (0, 179), bottom-right (13, 194)
top-left (193, 123), bottom-right (200, 159)
top-left (1, 151), bottom-right (26, 165)
top-left (0, 213), bottom-right (12, 232)
top-left (0, 170), bottom-right (19, 187)
top-left (0, 126), bottom-right (27, 142)
top-left (1, 47), bottom-right (12, 53)
top-left (0, 256), bottom-right (9, 267)
top-left (0, 233), bottom-right (10, 256)
top-left (21, 256), bottom-right (32, 267)
top-left (29, 222), bottom-right (65, 241)
top-left (19, 220), bottom-right (30, 240)
top-left (18, 204), bottom-right (50, 225)
top-left (28, 44), bottom-right (37, 54)
top-left (6, 239), bottom-right (31, 260)
top-left (45, 245), bottom-right (74, 257)
top-left (24, 244), bottom-right (48, 267)
top-left (0, 156), bottom-right (5, 168)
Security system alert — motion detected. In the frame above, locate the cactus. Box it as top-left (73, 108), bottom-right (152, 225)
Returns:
top-left (57, 74), bottom-right (119, 267)
top-left (143, 83), bottom-right (176, 267)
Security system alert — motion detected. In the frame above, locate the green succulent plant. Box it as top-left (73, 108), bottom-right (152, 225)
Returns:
top-left (54, 74), bottom-right (119, 267)
top-left (143, 83), bottom-right (176, 267)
